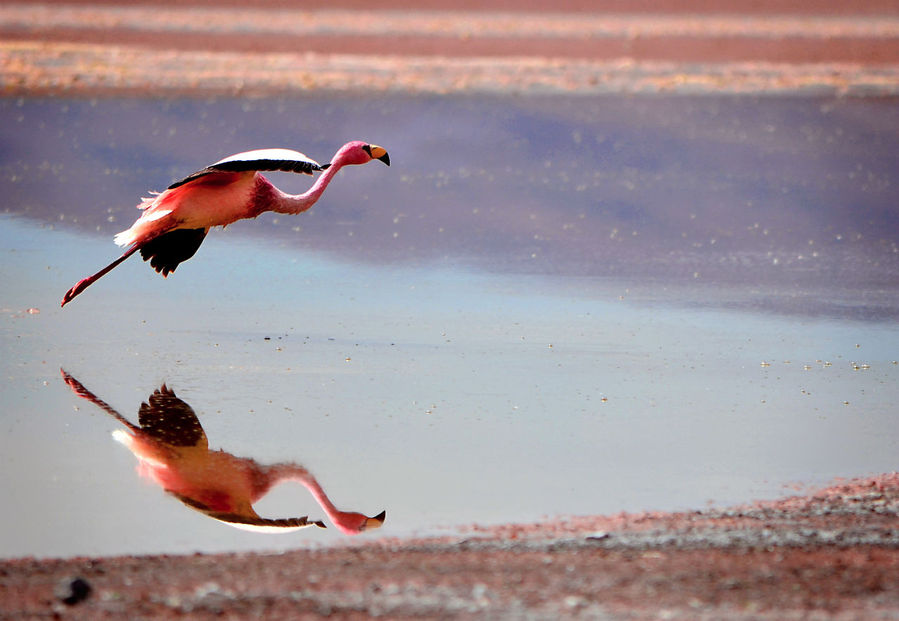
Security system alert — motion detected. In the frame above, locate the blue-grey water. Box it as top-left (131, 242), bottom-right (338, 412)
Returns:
top-left (1, 95), bottom-right (897, 558)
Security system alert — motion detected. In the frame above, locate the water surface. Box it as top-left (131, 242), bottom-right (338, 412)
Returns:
top-left (1, 95), bottom-right (897, 558)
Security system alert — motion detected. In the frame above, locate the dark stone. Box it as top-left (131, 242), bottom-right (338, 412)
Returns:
top-left (56, 577), bottom-right (92, 606)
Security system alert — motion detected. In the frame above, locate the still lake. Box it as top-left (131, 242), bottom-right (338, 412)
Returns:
top-left (1, 95), bottom-right (897, 557)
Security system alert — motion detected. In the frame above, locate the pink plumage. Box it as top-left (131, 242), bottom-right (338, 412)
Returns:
top-left (61, 141), bottom-right (389, 307)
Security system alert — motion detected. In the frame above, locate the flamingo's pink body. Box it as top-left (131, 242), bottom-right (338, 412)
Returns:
top-left (61, 141), bottom-right (389, 307)
top-left (113, 172), bottom-right (260, 248)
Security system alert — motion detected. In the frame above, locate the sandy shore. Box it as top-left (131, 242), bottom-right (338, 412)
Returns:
top-left (3, 473), bottom-right (898, 618)
top-left (3, 2), bottom-right (899, 618)
top-left (2, 1), bottom-right (899, 95)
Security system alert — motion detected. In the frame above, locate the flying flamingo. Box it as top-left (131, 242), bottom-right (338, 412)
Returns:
top-left (60, 369), bottom-right (386, 535)
top-left (60, 141), bottom-right (390, 307)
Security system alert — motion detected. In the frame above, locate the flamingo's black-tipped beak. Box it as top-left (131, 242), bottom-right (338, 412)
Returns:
top-left (318, 163), bottom-right (331, 171)
top-left (364, 510), bottom-right (387, 531)
top-left (365, 144), bottom-right (390, 166)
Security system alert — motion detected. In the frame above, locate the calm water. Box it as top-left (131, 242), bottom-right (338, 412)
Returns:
top-left (1, 95), bottom-right (897, 558)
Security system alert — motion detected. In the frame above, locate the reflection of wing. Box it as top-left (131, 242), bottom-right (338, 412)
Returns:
top-left (61, 369), bottom-right (385, 537)
top-left (206, 514), bottom-right (327, 534)
top-left (167, 148), bottom-right (325, 189)
top-left (173, 493), bottom-right (326, 533)
top-left (137, 385), bottom-right (206, 448)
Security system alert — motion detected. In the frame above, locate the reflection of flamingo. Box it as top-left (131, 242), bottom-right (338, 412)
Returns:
top-left (61, 141), bottom-right (390, 307)
top-left (60, 370), bottom-right (385, 535)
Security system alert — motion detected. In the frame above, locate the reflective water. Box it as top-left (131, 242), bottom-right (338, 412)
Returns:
top-left (60, 370), bottom-right (385, 535)
top-left (1, 96), bottom-right (897, 558)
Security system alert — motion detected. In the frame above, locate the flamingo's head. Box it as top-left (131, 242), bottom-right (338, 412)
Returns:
top-left (332, 509), bottom-right (387, 535)
top-left (331, 141), bottom-right (390, 168)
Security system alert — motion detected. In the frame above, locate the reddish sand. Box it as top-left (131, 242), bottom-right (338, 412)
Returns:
top-left (2, 1), bottom-right (899, 95)
top-left (3, 473), bottom-right (898, 618)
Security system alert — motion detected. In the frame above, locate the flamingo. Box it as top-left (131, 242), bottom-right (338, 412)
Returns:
top-left (60, 369), bottom-right (386, 535)
top-left (60, 141), bottom-right (390, 307)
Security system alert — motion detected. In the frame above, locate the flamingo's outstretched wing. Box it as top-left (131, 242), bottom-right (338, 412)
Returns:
top-left (168, 148), bottom-right (326, 189)
top-left (137, 384), bottom-right (207, 448)
top-left (139, 227), bottom-right (208, 277)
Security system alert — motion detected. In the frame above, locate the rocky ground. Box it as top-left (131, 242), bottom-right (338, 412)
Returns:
top-left (2, 473), bottom-right (899, 618)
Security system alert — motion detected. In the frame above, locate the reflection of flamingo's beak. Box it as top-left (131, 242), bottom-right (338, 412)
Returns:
top-left (363, 510), bottom-right (387, 531)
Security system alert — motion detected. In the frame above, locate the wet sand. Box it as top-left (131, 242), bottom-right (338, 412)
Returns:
top-left (4, 474), bottom-right (898, 618)
top-left (2, 2), bottom-right (899, 618)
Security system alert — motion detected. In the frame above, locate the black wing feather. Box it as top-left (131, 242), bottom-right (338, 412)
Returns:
top-left (168, 157), bottom-right (324, 189)
top-left (140, 228), bottom-right (208, 276)
top-left (137, 385), bottom-right (206, 448)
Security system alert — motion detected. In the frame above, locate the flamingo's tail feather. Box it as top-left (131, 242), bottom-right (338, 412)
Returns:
top-left (114, 208), bottom-right (172, 247)
top-left (113, 231), bottom-right (133, 247)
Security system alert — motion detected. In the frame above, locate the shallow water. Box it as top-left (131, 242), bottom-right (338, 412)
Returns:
top-left (1, 95), bottom-right (898, 558)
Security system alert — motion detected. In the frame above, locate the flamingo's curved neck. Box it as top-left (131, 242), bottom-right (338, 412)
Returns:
top-left (264, 464), bottom-right (365, 534)
top-left (268, 465), bottom-right (339, 510)
top-left (272, 158), bottom-right (344, 215)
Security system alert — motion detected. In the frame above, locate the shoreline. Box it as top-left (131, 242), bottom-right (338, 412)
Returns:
top-left (3, 472), bottom-right (898, 617)
top-left (5, 41), bottom-right (898, 97)
top-left (2, 3), bottom-right (899, 96)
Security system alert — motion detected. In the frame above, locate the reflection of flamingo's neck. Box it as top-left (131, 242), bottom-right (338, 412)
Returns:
top-left (267, 464), bottom-right (373, 535)
top-left (62, 371), bottom-right (383, 534)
